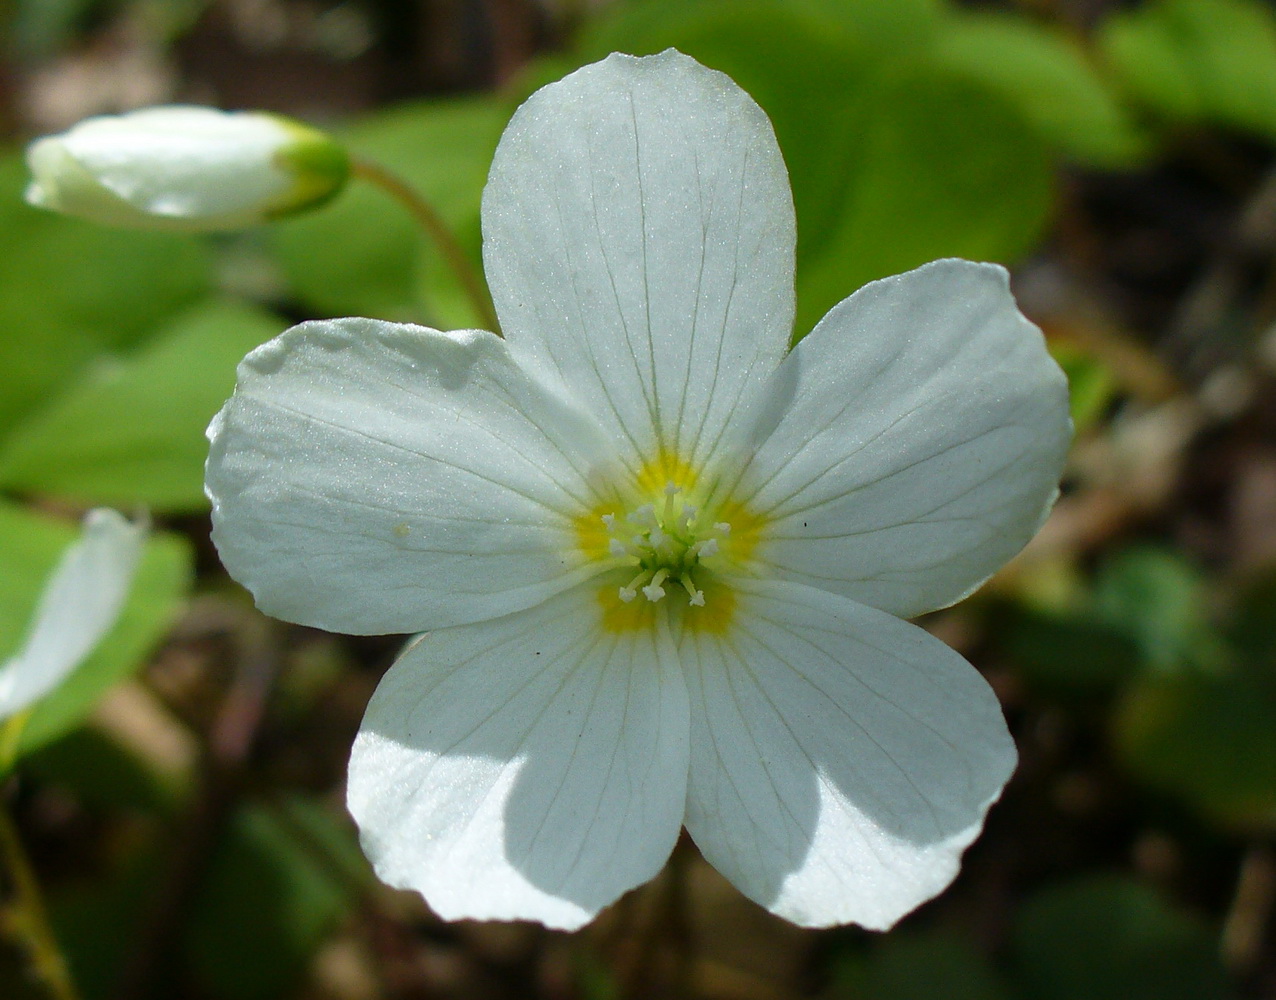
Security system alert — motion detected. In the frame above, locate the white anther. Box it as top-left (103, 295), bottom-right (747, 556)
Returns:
top-left (601, 513), bottom-right (617, 529)
top-left (630, 504), bottom-right (656, 526)
top-left (714, 522), bottom-right (731, 535)
top-left (687, 589), bottom-right (705, 607)
top-left (695, 538), bottom-right (719, 559)
top-left (608, 538), bottom-right (629, 557)
top-left (618, 587), bottom-right (637, 603)
top-left (642, 569), bottom-right (669, 602)
top-left (649, 527), bottom-right (667, 548)
top-left (664, 482), bottom-right (681, 497)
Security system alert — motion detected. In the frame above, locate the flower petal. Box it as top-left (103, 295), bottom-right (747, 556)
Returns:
top-left (680, 577), bottom-right (1016, 929)
top-left (739, 260), bottom-right (1071, 618)
top-left (483, 50), bottom-right (795, 470)
top-left (0, 509), bottom-right (146, 720)
top-left (206, 318), bottom-right (615, 635)
top-left (347, 583), bottom-right (689, 929)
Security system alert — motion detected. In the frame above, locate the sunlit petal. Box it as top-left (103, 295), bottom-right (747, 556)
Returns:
top-left (680, 577), bottom-right (1016, 929)
top-left (348, 583), bottom-right (689, 928)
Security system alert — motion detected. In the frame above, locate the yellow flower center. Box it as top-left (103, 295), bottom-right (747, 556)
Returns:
top-left (575, 454), bottom-right (764, 635)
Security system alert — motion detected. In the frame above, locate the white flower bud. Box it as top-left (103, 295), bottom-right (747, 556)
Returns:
top-left (24, 106), bottom-right (349, 231)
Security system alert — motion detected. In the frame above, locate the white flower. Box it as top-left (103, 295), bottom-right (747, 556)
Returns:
top-left (25, 106), bottom-right (348, 231)
top-left (205, 51), bottom-right (1071, 930)
top-left (0, 510), bottom-right (146, 722)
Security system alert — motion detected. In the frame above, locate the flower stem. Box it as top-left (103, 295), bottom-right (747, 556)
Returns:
top-left (350, 158), bottom-right (501, 334)
top-left (0, 711), bottom-right (29, 777)
top-left (0, 801), bottom-right (81, 1000)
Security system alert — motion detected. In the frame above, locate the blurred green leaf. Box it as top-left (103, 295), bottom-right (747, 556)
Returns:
top-left (52, 848), bottom-right (158, 1000)
top-left (1229, 566), bottom-right (1276, 666)
top-left (830, 927), bottom-right (1009, 1000)
top-left (9, 0), bottom-right (104, 58)
top-left (1093, 546), bottom-right (1226, 675)
top-left (25, 727), bottom-right (179, 813)
top-left (271, 98), bottom-right (506, 324)
top-left (0, 300), bottom-right (286, 512)
top-left (0, 152), bottom-right (212, 435)
top-left (791, 0), bottom-right (940, 46)
top-left (794, 69), bottom-right (1052, 333)
top-left (1100, 6), bottom-right (1205, 121)
top-left (999, 605), bottom-right (1141, 696)
top-left (1052, 342), bottom-right (1119, 434)
top-left (1013, 876), bottom-right (1231, 1000)
top-left (185, 802), bottom-right (356, 1000)
top-left (1100, 0), bottom-right (1276, 139)
top-left (0, 501), bottom-right (192, 756)
top-left (933, 11), bottom-right (1147, 167)
top-left (1117, 667), bottom-right (1276, 826)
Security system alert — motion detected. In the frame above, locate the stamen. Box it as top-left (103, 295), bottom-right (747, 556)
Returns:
top-left (619, 568), bottom-right (652, 603)
top-left (630, 504), bottom-right (656, 527)
top-left (642, 569), bottom-right (669, 603)
top-left (596, 479), bottom-right (735, 610)
top-left (662, 482), bottom-right (680, 524)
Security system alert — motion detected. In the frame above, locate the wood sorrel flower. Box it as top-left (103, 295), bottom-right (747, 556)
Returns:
top-left (0, 510), bottom-right (146, 721)
top-left (24, 106), bottom-right (348, 231)
top-left (205, 51), bottom-right (1070, 929)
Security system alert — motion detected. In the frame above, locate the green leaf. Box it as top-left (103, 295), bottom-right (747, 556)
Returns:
top-left (1092, 546), bottom-right (1226, 676)
top-left (0, 300), bottom-right (287, 512)
top-left (585, 0), bottom-right (941, 58)
top-left (1099, 0), bottom-right (1276, 139)
top-left (1013, 876), bottom-right (1232, 1000)
top-left (0, 501), bottom-right (192, 756)
top-left (24, 726), bottom-right (180, 813)
top-left (1117, 667), bottom-right (1276, 827)
top-left (0, 151), bottom-right (212, 434)
top-left (998, 605), bottom-right (1141, 696)
top-left (794, 68), bottom-right (1053, 334)
top-left (185, 802), bottom-right (356, 1000)
top-left (1052, 342), bottom-right (1119, 434)
top-left (789, 0), bottom-right (940, 47)
top-left (932, 11), bottom-right (1148, 167)
top-left (271, 98), bottom-right (507, 324)
top-left (1230, 566), bottom-right (1276, 666)
top-left (831, 928), bottom-right (1010, 1000)
top-left (1100, 8), bottom-right (1206, 122)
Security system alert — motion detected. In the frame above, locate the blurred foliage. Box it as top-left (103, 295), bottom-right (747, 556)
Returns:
top-left (1012, 876), bottom-right (1232, 1000)
top-left (2, 0), bottom-right (1276, 997)
top-left (0, 301), bottom-right (287, 512)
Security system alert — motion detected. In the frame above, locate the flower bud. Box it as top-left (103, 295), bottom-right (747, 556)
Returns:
top-left (24, 106), bottom-right (349, 231)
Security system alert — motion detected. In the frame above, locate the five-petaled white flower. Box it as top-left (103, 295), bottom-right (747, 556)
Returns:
top-left (0, 509), bottom-right (146, 723)
top-left (205, 51), bottom-right (1070, 930)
